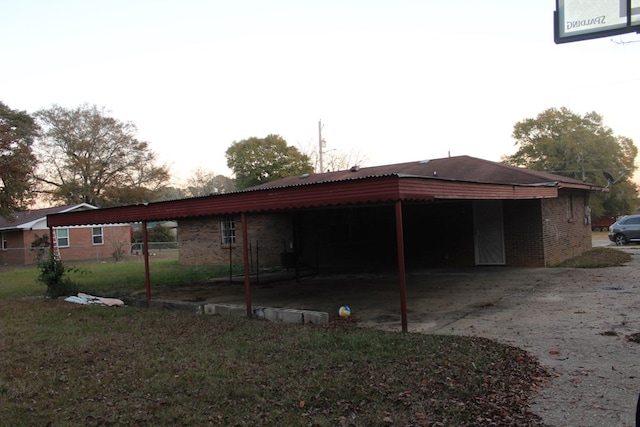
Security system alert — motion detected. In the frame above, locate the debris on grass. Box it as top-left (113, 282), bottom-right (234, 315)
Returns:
top-left (626, 332), bottom-right (640, 343)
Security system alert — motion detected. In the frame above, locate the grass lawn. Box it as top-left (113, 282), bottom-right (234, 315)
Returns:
top-left (0, 258), bottom-right (242, 299)
top-left (3, 247), bottom-right (625, 426)
top-left (0, 298), bottom-right (548, 426)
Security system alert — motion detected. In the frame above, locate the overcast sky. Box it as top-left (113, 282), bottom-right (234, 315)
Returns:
top-left (2, 1), bottom-right (640, 184)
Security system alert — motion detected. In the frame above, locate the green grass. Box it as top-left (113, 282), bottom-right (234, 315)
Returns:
top-left (0, 298), bottom-right (548, 426)
top-left (0, 259), bottom-right (242, 299)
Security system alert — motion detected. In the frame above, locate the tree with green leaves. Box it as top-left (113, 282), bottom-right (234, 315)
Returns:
top-left (502, 107), bottom-right (638, 218)
top-left (34, 104), bottom-right (170, 207)
top-left (225, 134), bottom-right (313, 189)
top-left (0, 101), bottom-right (39, 219)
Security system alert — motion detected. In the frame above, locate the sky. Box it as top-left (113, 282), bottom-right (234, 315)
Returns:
top-left (2, 1), bottom-right (640, 185)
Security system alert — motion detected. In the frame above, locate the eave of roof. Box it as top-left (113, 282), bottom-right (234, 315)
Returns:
top-left (47, 175), bottom-right (571, 227)
top-left (0, 203), bottom-right (97, 230)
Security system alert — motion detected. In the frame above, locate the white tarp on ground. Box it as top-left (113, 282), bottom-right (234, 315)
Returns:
top-left (64, 293), bottom-right (124, 307)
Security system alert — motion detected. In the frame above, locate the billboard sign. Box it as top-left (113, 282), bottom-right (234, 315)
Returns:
top-left (555, 0), bottom-right (640, 43)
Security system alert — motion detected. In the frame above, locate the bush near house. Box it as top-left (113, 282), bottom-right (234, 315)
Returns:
top-left (35, 254), bottom-right (80, 298)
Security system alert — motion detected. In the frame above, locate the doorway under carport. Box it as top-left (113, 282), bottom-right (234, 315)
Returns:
top-left (291, 199), bottom-right (508, 274)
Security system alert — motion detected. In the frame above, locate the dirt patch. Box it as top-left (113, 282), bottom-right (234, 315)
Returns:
top-left (146, 246), bottom-right (640, 426)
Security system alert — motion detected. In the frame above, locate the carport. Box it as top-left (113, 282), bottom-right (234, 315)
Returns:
top-left (46, 156), bottom-right (599, 332)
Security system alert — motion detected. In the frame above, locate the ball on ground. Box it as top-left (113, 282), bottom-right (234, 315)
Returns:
top-left (338, 305), bottom-right (351, 317)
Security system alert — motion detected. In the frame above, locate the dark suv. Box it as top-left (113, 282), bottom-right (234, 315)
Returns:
top-left (608, 214), bottom-right (640, 246)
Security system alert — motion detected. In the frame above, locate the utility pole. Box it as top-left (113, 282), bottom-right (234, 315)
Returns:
top-left (318, 120), bottom-right (325, 173)
top-left (578, 152), bottom-right (585, 181)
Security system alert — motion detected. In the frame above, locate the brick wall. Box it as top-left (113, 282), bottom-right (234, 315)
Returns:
top-left (0, 225), bottom-right (131, 265)
top-left (503, 193), bottom-right (592, 267)
top-left (177, 194), bottom-right (593, 270)
top-left (503, 199), bottom-right (545, 267)
top-left (541, 191), bottom-right (592, 265)
top-left (178, 214), bottom-right (294, 267)
top-left (56, 226), bottom-right (131, 263)
top-left (0, 230), bottom-right (28, 264)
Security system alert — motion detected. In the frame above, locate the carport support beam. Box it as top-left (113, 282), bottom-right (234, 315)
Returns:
top-left (395, 200), bottom-right (408, 333)
top-left (241, 212), bottom-right (252, 318)
top-left (142, 221), bottom-right (151, 308)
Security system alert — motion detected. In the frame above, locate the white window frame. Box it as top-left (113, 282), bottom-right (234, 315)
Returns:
top-left (1, 231), bottom-right (7, 251)
top-left (57, 228), bottom-right (70, 248)
top-left (92, 227), bottom-right (104, 245)
top-left (221, 218), bottom-right (236, 245)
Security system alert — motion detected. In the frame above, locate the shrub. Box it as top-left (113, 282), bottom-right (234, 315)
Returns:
top-left (36, 254), bottom-right (80, 298)
top-left (30, 233), bottom-right (50, 263)
top-left (112, 241), bottom-right (128, 261)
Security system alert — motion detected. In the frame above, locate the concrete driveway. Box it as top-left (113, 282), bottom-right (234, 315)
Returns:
top-left (419, 250), bottom-right (640, 427)
top-left (592, 230), bottom-right (613, 248)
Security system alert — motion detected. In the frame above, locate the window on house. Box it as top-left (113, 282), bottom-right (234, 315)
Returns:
top-left (92, 227), bottom-right (104, 245)
top-left (1, 232), bottom-right (7, 251)
top-left (567, 195), bottom-right (574, 219)
top-left (57, 228), bottom-right (69, 247)
top-left (221, 218), bottom-right (236, 245)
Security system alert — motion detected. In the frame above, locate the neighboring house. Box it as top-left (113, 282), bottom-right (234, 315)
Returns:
top-left (0, 204), bottom-right (131, 265)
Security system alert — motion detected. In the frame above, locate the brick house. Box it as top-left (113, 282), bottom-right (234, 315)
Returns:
top-left (0, 204), bottom-right (131, 265)
top-left (177, 156), bottom-right (597, 270)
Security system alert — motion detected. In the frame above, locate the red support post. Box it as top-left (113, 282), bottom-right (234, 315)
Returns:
top-left (395, 200), bottom-right (408, 333)
top-left (142, 221), bottom-right (151, 308)
top-left (241, 212), bottom-right (252, 318)
top-left (48, 226), bottom-right (55, 258)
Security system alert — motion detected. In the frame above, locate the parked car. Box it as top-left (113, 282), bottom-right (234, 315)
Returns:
top-left (608, 214), bottom-right (640, 246)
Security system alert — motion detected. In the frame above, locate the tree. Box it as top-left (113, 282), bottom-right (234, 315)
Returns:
top-left (502, 107), bottom-right (639, 218)
top-left (132, 223), bottom-right (176, 243)
top-left (33, 104), bottom-right (170, 207)
top-left (321, 148), bottom-right (369, 173)
top-left (185, 167), bottom-right (236, 197)
top-left (297, 138), bottom-right (369, 173)
top-left (225, 134), bottom-right (313, 189)
top-left (0, 101), bottom-right (39, 218)
top-left (153, 186), bottom-right (187, 202)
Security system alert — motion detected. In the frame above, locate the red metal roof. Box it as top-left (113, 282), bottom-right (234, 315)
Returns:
top-left (46, 156), bottom-right (600, 227)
